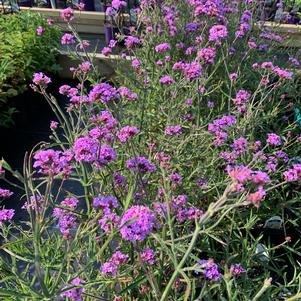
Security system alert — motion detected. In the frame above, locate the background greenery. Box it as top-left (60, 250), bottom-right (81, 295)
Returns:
top-left (0, 11), bottom-right (61, 127)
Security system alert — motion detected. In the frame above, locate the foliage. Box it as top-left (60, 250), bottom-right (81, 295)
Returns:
top-left (0, 11), bottom-right (61, 127)
top-left (0, 2), bottom-right (301, 301)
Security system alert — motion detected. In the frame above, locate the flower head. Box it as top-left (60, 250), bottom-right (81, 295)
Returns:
top-left (120, 206), bottom-right (155, 241)
top-left (0, 209), bottom-right (15, 224)
top-left (126, 156), bottom-right (156, 173)
top-left (267, 133), bottom-right (281, 146)
top-left (36, 26), bottom-right (45, 36)
top-left (61, 7), bottom-right (74, 22)
top-left (197, 259), bottom-right (222, 282)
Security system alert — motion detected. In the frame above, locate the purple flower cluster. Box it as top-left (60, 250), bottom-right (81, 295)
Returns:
top-left (61, 33), bottom-right (76, 45)
top-left (126, 156), bottom-right (156, 173)
top-left (124, 36), bottom-right (141, 49)
top-left (116, 126), bottom-right (139, 142)
top-left (230, 263), bottom-right (246, 277)
top-left (120, 206), bottom-right (155, 241)
top-left (88, 83), bottom-right (119, 104)
top-left (73, 137), bottom-right (116, 168)
top-left (73, 137), bottom-right (98, 162)
top-left (233, 89), bottom-right (251, 113)
top-left (169, 172), bottom-right (183, 186)
top-left (155, 43), bottom-right (171, 53)
top-left (197, 259), bottom-right (222, 282)
top-left (111, 0), bottom-right (127, 10)
top-left (159, 75), bottom-right (174, 85)
top-left (227, 165), bottom-right (270, 205)
top-left (140, 248), bottom-right (156, 265)
top-left (36, 26), bottom-right (45, 36)
top-left (33, 149), bottom-right (73, 176)
top-left (99, 212), bottom-right (120, 233)
top-left (90, 110), bottom-right (117, 129)
top-left (197, 47), bottom-right (216, 64)
top-left (60, 7), bottom-right (74, 22)
top-left (183, 62), bottom-right (202, 80)
top-left (231, 137), bottom-right (249, 155)
top-left (118, 86), bottom-right (138, 101)
top-left (284, 164), bottom-right (301, 182)
top-left (165, 125), bottom-right (182, 136)
top-left (22, 195), bottom-right (44, 213)
top-left (32, 72), bottom-right (51, 87)
top-left (101, 251), bottom-right (128, 275)
top-left (253, 62), bottom-right (293, 80)
top-left (0, 188), bottom-right (13, 198)
top-left (0, 209), bottom-right (15, 224)
top-left (208, 115), bottom-right (236, 146)
top-left (235, 10), bottom-right (252, 38)
top-left (266, 133), bottom-right (282, 146)
top-left (53, 197), bottom-right (79, 238)
top-left (61, 278), bottom-right (85, 301)
top-left (209, 25), bottom-right (228, 43)
top-left (190, 0), bottom-right (223, 17)
top-left (154, 194), bottom-right (203, 223)
top-left (93, 195), bottom-right (118, 212)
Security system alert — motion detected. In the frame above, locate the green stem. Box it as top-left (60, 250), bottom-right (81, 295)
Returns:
top-left (160, 223), bottom-right (200, 301)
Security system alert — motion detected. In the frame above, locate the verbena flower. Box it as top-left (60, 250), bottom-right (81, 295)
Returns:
top-left (126, 156), bottom-right (156, 173)
top-left (230, 264), bottom-right (246, 277)
top-left (197, 259), bottom-right (222, 282)
top-left (61, 277), bottom-right (85, 300)
top-left (60, 7), bottom-right (74, 22)
top-left (61, 33), bottom-right (76, 45)
top-left (73, 137), bottom-right (98, 163)
top-left (0, 209), bottom-right (15, 224)
top-left (93, 195), bottom-right (118, 212)
top-left (209, 25), bottom-right (228, 43)
top-left (101, 251), bottom-right (128, 276)
top-left (98, 212), bottom-right (120, 233)
top-left (22, 195), bottom-right (44, 213)
top-left (111, 0), bottom-right (127, 10)
top-left (284, 164), bottom-right (301, 182)
top-left (155, 43), bottom-right (171, 53)
top-left (33, 149), bottom-right (63, 175)
top-left (116, 126), bottom-right (139, 142)
top-left (247, 186), bottom-right (266, 205)
top-left (32, 72), bottom-right (51, 87)
top-left (266, 133), bottom-right (282, 146)
top-left (140, 248), bottom-right (156, 265)
top-left (125, 36), bottom-right (141, 49)
top-left (165, 125), bottom-right (182, 136)
top-left (53, 198), bottom-right (79, 238)
top-left (120, 206), bottom-right (155, 241)
top-left (88, 83), bottom-right (119, 103)
top-left (0, 188), bottom-right (13, 198)
top-left (159, 75), bottom-right (174, 85)
top-left (36, 26), bottom-right (45, 36)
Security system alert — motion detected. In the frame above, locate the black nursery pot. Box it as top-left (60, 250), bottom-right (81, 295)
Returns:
top-left (104, 24), bottom-right (129, 46)
top-left (18, 0), bottom-right (32, 7)
top-left (82, 0), bottom-right (95, 11)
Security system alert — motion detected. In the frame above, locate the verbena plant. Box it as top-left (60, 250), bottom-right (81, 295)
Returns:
top-left (0, 1), bottom-right (301, 300)
top-left (0, 11), bottom-right (60, 127)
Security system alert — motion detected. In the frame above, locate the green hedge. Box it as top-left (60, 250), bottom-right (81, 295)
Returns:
top-left (0, 11), bottom-right (61, 127)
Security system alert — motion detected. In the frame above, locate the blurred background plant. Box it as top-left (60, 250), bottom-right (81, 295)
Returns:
top-left (0, 11), bottom-right (60, 127)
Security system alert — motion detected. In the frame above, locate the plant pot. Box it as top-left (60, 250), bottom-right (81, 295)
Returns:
top-left (104, 24), bottom-right (119, 45)
top-left (82, 0), bottom-right (95, 11)
top-left (104, 24), bottom-right (130, 46)
top-left (102, 3), bottom-right (108, 12)
top-left (18, 0), bottom-right (32, 7)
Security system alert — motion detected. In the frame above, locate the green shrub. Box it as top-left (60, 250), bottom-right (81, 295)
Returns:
top-left (0, 11), bottom-right (61, 127)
